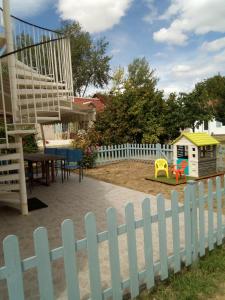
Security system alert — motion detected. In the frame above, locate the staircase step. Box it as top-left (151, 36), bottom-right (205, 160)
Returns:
top-left (0, 153), bottom-right (20, 161)
top-left (0, 183), bottom-right (20, 191)
top-left (37, 116), bottom-right (60, 122)
top-left (16, 79), bottom-right (67, 88)
top-left (0, 163), bottom-right (20, 172)
top-left (17, 89), bottom-right (71, 96)
top-left (0, 173), bottom-right (19, 182)
top-left (0, 143), bottom-right (20, 149)
top-left (20, 108), bottom-right (59, 117)
top-left (20, 117), bottom-right (60, 124)
top-left (7, 129), bottom-right (36, 136)
top-left (18, 96), bottom-right (72, 106)
top-left (16, 68), bottom-right (54, 82)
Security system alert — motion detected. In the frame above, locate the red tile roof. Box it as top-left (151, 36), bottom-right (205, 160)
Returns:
top-left (74, 97), bottom-right (105, 112)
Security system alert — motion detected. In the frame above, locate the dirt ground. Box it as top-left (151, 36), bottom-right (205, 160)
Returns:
top-left (86, 161), bottom-right (225, 300)
top-left (85, 160), bottom-right (223, 202)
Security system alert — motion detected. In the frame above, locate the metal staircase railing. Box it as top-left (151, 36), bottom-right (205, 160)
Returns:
top-left (0, 38), bottom-right (74, 139)
top-left (0, 0), bottom-right (74, 215)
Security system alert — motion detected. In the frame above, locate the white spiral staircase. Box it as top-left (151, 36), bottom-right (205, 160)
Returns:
top-left (0, 0), bottom-right (77, 214)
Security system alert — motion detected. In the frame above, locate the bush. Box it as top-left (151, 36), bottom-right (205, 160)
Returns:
top-left (71, 128), bottom-right (99, 168)
top-left (82, 146), bottom-right (98, 168)
top-left (23, 134), bottom-right (38, 153)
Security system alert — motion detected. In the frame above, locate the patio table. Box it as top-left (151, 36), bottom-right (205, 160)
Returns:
top-left (24, 153), bottom-right (66, 186)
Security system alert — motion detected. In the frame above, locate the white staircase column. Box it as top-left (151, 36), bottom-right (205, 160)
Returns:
top-left (3, 0), bottom-right (18, 124)
top-left (16, 136), bottom-right (28, 215)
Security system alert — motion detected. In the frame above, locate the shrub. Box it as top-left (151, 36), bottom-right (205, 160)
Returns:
top-left (71, 128), bottom-right (99, 168)
top-left (23, 134), bottom-right (38, 153)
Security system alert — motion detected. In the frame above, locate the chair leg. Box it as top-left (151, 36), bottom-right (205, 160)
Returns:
top-left (166, 169), bottom-right (169, 178)
top-left (176, 172), bottom-right (179, 184)
top-left (79, 168), bottom-right (81, 183)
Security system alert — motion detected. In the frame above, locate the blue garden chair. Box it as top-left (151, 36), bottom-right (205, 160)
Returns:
top-left (44, 147), bottom-right (57, 155)
top-left (63, 149), bottom-right (83, 182)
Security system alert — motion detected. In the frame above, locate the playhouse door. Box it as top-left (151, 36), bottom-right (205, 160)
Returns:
top-left (177, 158), bottom-right (189, 175)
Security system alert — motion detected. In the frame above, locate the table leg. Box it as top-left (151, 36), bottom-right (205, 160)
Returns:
top-left (28, 161), bottom-right (33, 187)
top-left (51, 160), bottom-right (55, 182)
top-left (41, 162), bottom-right (45, 179)
top-left (45, 161), bottom-right (50, 186)
top-left (61, 160), bottom-right (64, 183)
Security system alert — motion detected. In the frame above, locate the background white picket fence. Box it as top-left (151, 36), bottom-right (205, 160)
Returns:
top-left (217, 144), bottom-right (225, 171)
top-left (0, 178), bottom-right (225, 299)
top-left (97, 143), bottom-right (225, 172)
top-left (96, 143), bottom-right (173, 165)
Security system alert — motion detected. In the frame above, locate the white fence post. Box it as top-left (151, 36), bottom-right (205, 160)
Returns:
top-left (187, 180), bottom-right (199, 265)
top-left (156, 143), bottom-right (161, 159)
top-left (96, 143), bottom-right (174, 165)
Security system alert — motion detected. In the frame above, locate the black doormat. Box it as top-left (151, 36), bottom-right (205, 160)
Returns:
top-left (28, 197), bottom-right (48, 211)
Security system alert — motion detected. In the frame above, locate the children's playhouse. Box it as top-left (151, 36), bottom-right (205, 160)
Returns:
top-left (172, 133), bottom-right (220, 178)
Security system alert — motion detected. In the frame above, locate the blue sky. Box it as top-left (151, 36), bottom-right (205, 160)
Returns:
top-left (3, 0), bottom-right (225, 96)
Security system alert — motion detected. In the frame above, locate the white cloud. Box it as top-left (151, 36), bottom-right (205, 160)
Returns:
top-left (143, 0), bottom-right (158, 24)
top-left (171, 64), bottom-right (191, 74)
top-left (57, 0), bottom-right (133, 33)
top-left (162, 85), bottom-right (184, 97)
top-left (8, 0), bottom-right (53, 18)
top-left (153, 0), bottom-right (225, 45)
top-left (110, 48), bottom-right (121, 55)
top-left (154, 52), bottom-right (167, 58)
top-left (153, 27), bottom-right (187, 45)
top-left (156, 47), bottom-right (225, 96)
top-left (201, 37), bottom-right (225, 52)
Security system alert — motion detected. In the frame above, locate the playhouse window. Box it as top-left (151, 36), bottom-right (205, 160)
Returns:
top-left (177, 145), bottom-right (188, 159)
top-left (199, 145), bottom-right (214, 158)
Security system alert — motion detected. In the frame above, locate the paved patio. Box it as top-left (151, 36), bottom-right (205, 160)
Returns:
top-left (0, 174), bottom-right (185, 299)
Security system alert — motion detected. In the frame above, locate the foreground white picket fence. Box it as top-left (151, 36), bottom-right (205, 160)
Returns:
top-left (0, 178), bottom-right (225, 299)
top-left (96, 143), bottom-right (173, 164)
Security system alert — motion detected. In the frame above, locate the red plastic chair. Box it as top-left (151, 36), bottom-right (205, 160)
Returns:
top-left (171, 160), bottom-right (188, 183)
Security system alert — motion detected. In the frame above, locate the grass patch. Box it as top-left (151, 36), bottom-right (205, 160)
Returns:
top-left (137, 245), bottom-right (225, 300)
top-left (145, 175), bottom-right (195, 185)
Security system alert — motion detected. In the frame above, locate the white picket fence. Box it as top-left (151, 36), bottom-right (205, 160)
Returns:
top-left (0, 178), bottom-right (225, 299)
top-left (96, 143), bottom-right (173, 164)
top-left (217, 144), bottom-right (225, 171)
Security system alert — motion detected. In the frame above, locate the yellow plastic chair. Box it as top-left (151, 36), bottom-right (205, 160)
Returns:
top-left (154, 158), bottom-right (169, 178)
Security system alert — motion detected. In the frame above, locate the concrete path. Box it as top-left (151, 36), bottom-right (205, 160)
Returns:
top-left (0, 174), bottom-right (185, 299)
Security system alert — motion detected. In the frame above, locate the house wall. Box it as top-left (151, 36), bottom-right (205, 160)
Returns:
top-left (173, 137), bottom-right (199, 177)
top-left (193, 118), bottom-right (225, 135)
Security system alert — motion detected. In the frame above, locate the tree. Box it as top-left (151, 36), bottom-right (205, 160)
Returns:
top-left (162, 93), bottom-right (183, 141)
top-left (178, 82), bottom-right (213, 132)
top-left (111, 66), bottom-right (125, 95)
top-left (60, 21), bottom-right (111, 96)
top-left (203, 75), bottom-right (225, 124)
top-left (94, 57), bottom-right (165, 144)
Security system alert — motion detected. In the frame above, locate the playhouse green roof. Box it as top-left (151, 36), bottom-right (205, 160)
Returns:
top-left (172, 132), bottom-right (220, 147)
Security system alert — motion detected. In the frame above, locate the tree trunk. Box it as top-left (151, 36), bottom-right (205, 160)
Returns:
top-left (82, 74), bottom-right (93, 97)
